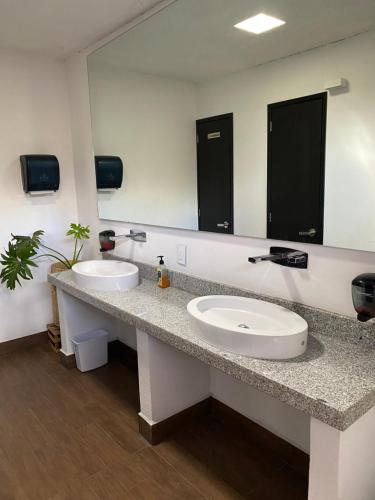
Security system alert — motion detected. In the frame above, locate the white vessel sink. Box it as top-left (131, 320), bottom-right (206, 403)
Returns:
top-left (187, 295), bottom-right (308, 360)
top-left (72, 260), bottom-right (139, 291)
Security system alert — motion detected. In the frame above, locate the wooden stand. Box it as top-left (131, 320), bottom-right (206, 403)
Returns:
top-left (47, 323), bottom-right (61, 352)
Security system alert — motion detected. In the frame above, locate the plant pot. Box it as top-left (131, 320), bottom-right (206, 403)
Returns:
top-left (50, 261), bottom-right (72, 326)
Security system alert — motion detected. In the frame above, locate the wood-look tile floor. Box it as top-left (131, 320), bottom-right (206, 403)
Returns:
top-left (0, 343), bottom-right (308, 500)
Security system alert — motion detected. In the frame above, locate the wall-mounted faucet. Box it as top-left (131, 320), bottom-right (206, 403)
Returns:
top-left (248, 246), bottom-right (308, 269)
top-left (99, 229), bottom-right (147, 252)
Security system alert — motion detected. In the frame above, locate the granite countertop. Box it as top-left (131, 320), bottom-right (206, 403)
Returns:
top-left (49, 270), bottom-right (375, 431)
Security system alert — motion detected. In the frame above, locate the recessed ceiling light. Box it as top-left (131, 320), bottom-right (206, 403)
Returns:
top-left (234, 13), bottom-right (285, 34)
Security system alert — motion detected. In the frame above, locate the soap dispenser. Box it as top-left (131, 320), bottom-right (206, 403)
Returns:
top-left (157, 256), bottom-right (170, 289)
top-left (352, 273), bottom-right (375, 322)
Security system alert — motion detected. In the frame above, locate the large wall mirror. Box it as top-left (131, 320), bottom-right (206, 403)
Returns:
top-left (87, 0), bottom-right (375, 252)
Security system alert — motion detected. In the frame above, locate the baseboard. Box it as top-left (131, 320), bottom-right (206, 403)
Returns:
top-left (138, 396), bottom-right (309, 476)
top-left (59, 351), bottom-right (76, 369)
top-left (0, 331), bottom-right (47, 357)
top-left (210, 398), bottom-right (309, 477)
top-left (138, 398), bottom-right (212, 445)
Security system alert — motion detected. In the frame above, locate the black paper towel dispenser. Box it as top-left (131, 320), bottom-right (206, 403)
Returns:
top-left (20, 155), bottom-right (60, 193)
top-left (95, 156), bottom-right (123, 190)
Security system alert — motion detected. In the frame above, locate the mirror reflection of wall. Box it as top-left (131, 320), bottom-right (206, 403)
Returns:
top-left (89, 64), bottom-right (198, 230)
top-left (88, 0), bottom-right (375, 252)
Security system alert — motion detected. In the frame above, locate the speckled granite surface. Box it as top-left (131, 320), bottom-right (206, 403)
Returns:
top-left (49, 269), bottom-right (375, 431)
top-left (103, 254), bottom-right (375, 344)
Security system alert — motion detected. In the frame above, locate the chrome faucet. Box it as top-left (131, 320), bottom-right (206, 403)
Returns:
top-left (116, 230), bottom-right (147, 242)
top-left (99, 229), bottom-right (147, 252)
top-left (248, 247), bottom-right (308, 269)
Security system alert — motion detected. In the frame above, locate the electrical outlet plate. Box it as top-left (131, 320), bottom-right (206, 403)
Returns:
top-left (177, 244), bottom-right (187, 266)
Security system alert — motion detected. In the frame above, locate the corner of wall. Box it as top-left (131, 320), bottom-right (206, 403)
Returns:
top-left (65, 53), bottom-right (101, 258)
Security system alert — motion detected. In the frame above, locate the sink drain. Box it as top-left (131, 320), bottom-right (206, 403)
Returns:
top-left (237, 323), bottom-right (250, 329)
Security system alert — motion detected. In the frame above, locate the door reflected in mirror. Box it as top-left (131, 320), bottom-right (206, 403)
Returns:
top-left (88, 0), bottom-right (375, 252)
top-left (197, 114), bottom-right (233, 235)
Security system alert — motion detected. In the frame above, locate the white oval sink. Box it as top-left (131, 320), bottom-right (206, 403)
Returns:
top-left (187, 295), bottom-right (308, 360)
top-left (72, 260), bottom-right (139, 291)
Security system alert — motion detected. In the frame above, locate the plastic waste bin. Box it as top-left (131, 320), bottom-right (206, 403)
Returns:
top-left (71, 329), bottom-right (109, 372)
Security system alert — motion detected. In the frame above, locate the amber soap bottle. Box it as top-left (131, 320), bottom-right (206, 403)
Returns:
top-left (157, 256), bottom-right (170, 288)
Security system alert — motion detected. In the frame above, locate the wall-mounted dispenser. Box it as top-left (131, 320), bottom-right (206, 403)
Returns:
top-left (95, 156), bottom-right (123, 191)
top-left (352, 273), bottom-right (375, 322)
top-left (99, 230), bottom-right (116, 252)
top-left (20, 155), bottom-right (60, 194)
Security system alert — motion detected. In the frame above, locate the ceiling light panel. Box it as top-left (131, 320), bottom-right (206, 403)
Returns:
top-left (234, 13), bottom-right (285, 34)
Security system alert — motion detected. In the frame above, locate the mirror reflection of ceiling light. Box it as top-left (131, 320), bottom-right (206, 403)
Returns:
top-left (234, 13), bottom-right (285, 34)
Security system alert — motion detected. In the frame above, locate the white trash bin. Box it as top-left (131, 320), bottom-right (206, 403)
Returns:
top-left (72, 329), bottom-right (109, 372)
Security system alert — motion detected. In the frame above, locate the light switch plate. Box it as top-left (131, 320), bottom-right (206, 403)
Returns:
top-left (177, 244), bottom-right (187, 266)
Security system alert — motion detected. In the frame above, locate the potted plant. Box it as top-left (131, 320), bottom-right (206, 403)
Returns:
top-left (0, 223), bottom-right (90, 325)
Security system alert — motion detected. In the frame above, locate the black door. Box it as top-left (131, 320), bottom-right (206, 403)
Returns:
top-left (197, 114), bottom-right (233, 234)
top-left (267, 93), bottom-right (327, 244)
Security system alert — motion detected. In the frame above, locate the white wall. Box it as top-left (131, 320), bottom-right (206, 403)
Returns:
top-left (89, 63), bottom-right (198, 230)
top-left (0, 48), bottom-right (79, 342)
top-left (98, 220), bottom-right (375, 318)
top-left (196, 30), bottom-right (375, 249)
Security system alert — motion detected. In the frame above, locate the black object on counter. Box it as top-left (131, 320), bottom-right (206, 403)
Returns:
top-left (352, 273), bottom-right (375, 322)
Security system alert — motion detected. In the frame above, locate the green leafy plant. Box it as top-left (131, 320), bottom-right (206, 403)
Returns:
top-left (0, 223), bottom-right (90, 290)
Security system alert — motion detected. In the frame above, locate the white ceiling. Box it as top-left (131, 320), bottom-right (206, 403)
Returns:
top-left (0, 0), bottom-right (163, 58)
top-left (89, 0), bottom-right (375, 82)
